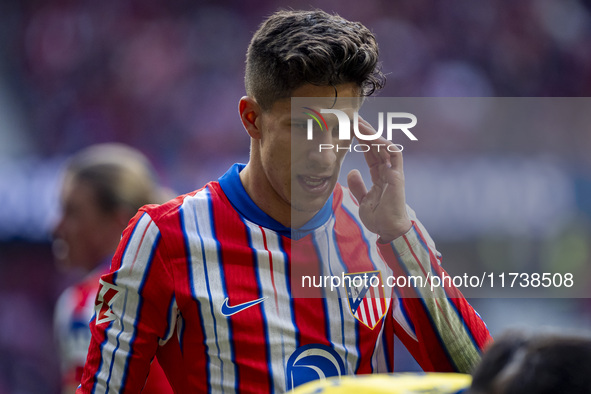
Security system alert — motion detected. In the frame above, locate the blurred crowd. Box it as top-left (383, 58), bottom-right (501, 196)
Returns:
top-left (2, 0), bottom-right (591, 392)
top-left (2, 0), bottom-right (591, 190)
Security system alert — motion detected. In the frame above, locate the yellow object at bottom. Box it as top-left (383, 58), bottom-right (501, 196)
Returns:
top-left (291, 372), bottom-right (471, 394)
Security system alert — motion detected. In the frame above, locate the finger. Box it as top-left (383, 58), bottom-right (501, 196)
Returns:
top-left (347, 169), bottom-right (368, 204)
top-left (356, 116), bottom-right (391, 169)
top-left (356, 116), bottom-right (386, 143)
top-left (387, 144), bottom-right (404, 178)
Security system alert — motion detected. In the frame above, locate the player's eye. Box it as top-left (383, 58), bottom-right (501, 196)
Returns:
top-left (291, 122), bottom-right (307, 129)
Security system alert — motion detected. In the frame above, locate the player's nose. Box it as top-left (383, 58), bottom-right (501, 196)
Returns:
top-left (307, 142), bottom-right (337, 168)
top-left (307, 127), bottom-right (339, 166)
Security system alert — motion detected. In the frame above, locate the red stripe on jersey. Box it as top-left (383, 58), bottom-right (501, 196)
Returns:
top-left (446, 296), bottom-right (492, 351)
top-left (156, 332), bottom-right (189, 393)
top-left (399, 297), bottom-right (455, 372)
top-left (355, 297), bottom-right (378, 374)
top-left (333, 185), bottom-right (385, 373)
top-left (391, 312), bottom-right (419, 360)
top-left (209, 183), bottom-right (272, 393)
top-left (333, 186), bottom-right (377, 273)
top-left (157, 193), bottom-right (209, 390)
top-left (381, 310), bottom-right (395, 372)
top-left (290, 235), bottom-right (331, 347)
top-left (377, 242), bottom-right (456, 372)
top-left (117, 234), bottom-right (172, 390)
top-left (411, 223), bottom-right (492, 351)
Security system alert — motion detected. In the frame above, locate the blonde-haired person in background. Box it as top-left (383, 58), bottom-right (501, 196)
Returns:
top-left (53, 144), bottom-right (174, 393)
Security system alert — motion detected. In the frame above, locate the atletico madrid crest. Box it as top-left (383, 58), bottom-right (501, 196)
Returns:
top-left (344, 271), bottom-right (387, 330)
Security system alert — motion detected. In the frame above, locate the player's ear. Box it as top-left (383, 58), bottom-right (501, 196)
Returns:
top-left (239, 96), bottom-right (262, 139)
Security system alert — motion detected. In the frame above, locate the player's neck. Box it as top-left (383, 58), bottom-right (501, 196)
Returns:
top-left (239, 163), bottom-right (315, 229)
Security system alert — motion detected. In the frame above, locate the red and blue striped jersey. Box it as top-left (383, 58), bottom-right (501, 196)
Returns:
top-left (77, 163), bottom-right (491, 393)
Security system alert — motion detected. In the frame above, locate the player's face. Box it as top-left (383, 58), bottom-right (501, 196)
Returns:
top-left (53, 178), bottom-right (119, 270)
top-left (257, 83), bottom-right (359, 225)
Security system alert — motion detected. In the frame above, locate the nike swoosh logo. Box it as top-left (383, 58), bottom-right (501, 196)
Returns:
top-left (220, 297), bottom-right (266, 317)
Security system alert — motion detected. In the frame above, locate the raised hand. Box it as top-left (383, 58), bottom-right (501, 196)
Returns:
top-left (346, 116), bottom-right (412, 243)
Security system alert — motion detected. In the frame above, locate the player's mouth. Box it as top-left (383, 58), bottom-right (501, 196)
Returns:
top-left (297, 175), bottom-right (331, 194)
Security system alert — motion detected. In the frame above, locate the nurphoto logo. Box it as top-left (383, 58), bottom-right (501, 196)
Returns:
top-left (303, 107), bottom-right (418, 153)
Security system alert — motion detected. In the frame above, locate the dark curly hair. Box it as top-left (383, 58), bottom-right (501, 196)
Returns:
top-left (469, 331), bottom-right (591, 394)
top-left (245, 10), bottom-right (385, 110)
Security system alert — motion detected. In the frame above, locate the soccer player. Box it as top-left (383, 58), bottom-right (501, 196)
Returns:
top-left (77, 10), bottom-right (492, 393)
top-left (53, 144), bottom-right (173, 393)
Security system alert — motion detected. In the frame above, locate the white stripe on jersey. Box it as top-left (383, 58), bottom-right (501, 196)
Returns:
top-left (367, 299), bottom-right (377, 328)
top-left (180, 188), bottom-right (236, 393)
top-left (358, 301), bottom-right (369, 327)
top-left (243, 221), bottom-right (295, 392)
top-left (373, 287), bottom-right (384, 318)
top-left (94, 212), bottom-right (160, 393)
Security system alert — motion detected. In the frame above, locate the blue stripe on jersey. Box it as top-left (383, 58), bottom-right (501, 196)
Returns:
top-left (179, 204), bottom-right (212, 392)
top-left (328, 225), bottom-right (354, 375)
top-left (206, 186), bottom-right (238, 392)
top-left (244, 223), bottom-right (274, 393)
top-left (120, 232), bottom-right (161, 391)
top-left (388, 242), bottom-right (458, 371)
top-left (162, 295), bottom-right (176, 342)
top-left (178, 313), bottom-right (185, 354)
